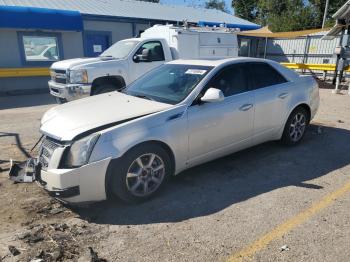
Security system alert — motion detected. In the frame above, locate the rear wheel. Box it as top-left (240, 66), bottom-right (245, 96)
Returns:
top-left (281, 107), bottom-right (309, 145)
top-left (108, 144), bottom-right (172, 203)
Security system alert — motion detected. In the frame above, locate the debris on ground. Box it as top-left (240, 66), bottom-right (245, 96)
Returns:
top-left (8, 245), bottom-right (21, 256)
top-left (14, 222), bottom-right (92, 261)
top-left (8, 158), bottom-right (36, 183)
top-left (280, 244), bottom-right (290, 251)
top-left (88, 247), bottom-right (108, 262)
top-left (37, 202), bottom-right (66, 216)
top-left (317, 126), bottom-right (323, 134)
top-left (337, 119), bottom-right (345, 123)
top-left (50, 207), bottom-right (65, 215)
top-left (50, 223), bottom-right (68, 232)
top-left (30, 259), bottom-right (44, 262)
top-left (17, 230), bottom-right (31, 240)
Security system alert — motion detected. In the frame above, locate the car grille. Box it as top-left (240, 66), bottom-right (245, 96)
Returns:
top-left (38, 137), bottom-right (62, 170)
top-left (51, 69), bottom-right (67, 84)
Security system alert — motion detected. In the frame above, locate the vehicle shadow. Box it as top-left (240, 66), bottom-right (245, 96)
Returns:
top-left (0, 93), bottom-right (55, 110)
top-left (73, 124), bottom-right (350, 225)
top-left (0, 132), bottom-right (31, 158)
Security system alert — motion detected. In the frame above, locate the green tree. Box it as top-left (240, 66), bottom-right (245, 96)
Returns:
top-left (308, 0), bottom-right (345, 27)
top-left (232, 0), bottom-right (258, 21)
top-left (232, 0), bottom-right (346, 32)
top-left (256, 0), bottom-right (317, 32)
top-left (205, 0), bottom-right (228, 12)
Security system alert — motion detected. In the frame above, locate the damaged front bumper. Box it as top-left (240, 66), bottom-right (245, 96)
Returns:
top-left (48, 81), bottom-right (91, 102)
top-left (10, 157), bottom-right (111, 204)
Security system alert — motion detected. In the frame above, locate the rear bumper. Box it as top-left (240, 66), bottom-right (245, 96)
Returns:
top-left (37, 158), bottom-right (111, 204)
top-left (48, 81), bottom-right (91, 101)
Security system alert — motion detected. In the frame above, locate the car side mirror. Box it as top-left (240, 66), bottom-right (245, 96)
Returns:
top-left (133, 55), bottom-right (140, 63)
top-left (133, 49), bottom-right (152, 63)
top-left (200, 88), bottom-right (224, 103)
top-left (141, 49), bottom-right (152, 62)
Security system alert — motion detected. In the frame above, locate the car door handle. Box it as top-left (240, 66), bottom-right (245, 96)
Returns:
top-left (278, 92), bottom-right (289, 99)
top-left (239, 104), bottom-right (253, 111)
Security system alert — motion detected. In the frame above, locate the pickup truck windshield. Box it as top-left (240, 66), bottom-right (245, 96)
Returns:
top-left (100, 40), bottom-right (139, 59)
top-left (123, 64), bottom-right (213, 105)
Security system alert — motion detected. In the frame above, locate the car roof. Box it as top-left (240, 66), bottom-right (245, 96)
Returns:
top-left (167, 57), bottom-right (300, 81)
top-left (167, 57), bottom-right (268, 67)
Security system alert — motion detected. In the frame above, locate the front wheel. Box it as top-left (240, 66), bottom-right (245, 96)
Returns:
top-left (55, 97), bottom-right (67, 104)
top-left (108, 144), bottom-right (172, 203)
top-left (92, 85), bottom-right (117, 95)
top-left (281, 107), bottom-right (309, 145)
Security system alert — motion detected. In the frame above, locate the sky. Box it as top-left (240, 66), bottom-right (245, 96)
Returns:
top-left (160, 0), bottom-right (234, 14)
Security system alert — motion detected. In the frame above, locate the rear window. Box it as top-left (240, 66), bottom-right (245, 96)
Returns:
top-left (249, 62), bottom-right (287, 90)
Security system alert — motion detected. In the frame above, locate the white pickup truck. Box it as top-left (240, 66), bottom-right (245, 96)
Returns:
top-left (48, 24), bottom-right (239, 103)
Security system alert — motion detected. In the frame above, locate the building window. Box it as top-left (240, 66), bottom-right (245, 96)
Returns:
top-left (22, 35), bottom-right (59, 61)
top-left (239, 38), bottom-right (251, 57)
top-left (18, 32), bottom-right (63, 65)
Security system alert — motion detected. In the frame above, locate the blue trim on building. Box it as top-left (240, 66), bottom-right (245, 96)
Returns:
top-left (0, 6), bottom-right (83, 31)
top-left (82, 30), bottom-right (112, 57)
top-left (17, 31), bottom-right (64, 67)
top-left (132, 22), bottom-right (137, 37)
top-left (198, 21), bottom-right (261, 31)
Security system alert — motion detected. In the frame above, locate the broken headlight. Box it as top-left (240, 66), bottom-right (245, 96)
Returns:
top-left (64, 134), bottom-right (100, 168)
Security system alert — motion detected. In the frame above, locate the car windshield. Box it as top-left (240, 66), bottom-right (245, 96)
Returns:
top-left (100, 40), bottom-right (139, 59)
top-left (123, 64), bottom-right (213, 105)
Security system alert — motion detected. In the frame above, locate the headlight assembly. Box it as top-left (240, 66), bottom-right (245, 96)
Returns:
top-left (63, 133), bottom-right (100, 168)
top-left (68, 69), bottom-right (88, 84)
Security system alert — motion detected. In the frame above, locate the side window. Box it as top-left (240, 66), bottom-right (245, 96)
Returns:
top-left (135, 41), bottom-right (165, 62)
top-left (22, 35), bottom-right (60, 62)
top-left (249, 63), bottom-right (287, 90)
top-left (208, 64), bottom-right (249, 97)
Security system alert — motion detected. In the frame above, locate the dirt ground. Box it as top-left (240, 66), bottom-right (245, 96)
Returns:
top-left (0, 87), bottom-right (350, 262)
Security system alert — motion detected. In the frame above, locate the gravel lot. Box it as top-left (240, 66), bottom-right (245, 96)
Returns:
top-left (0, 88), bottom-right (350, 262)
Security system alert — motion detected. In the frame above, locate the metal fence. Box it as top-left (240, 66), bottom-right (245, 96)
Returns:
top-left (265, 34), bottom-right (340, 65)
top-left (239, 33), bottom-right (340, 65)
top-left (238, 33), bottom-right (343, 80)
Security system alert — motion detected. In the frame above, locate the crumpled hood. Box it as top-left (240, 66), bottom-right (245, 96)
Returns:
top-left (50, 57), bottom-right (112, 70)
top-left (40, 92), bottom-right (172, 141)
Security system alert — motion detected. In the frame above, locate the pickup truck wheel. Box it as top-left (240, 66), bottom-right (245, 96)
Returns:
top-left (281, 107), bottom-right (309, 146)
top-left (55, 97), bottom-right (67, 104)
top-left (108, 144), bottom-right (171, 203)
top-left (92, 85), bottom-right (117, 95)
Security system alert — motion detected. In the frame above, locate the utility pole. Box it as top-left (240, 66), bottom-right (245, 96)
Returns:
top-left (322, 0), bottom-right (330, 28)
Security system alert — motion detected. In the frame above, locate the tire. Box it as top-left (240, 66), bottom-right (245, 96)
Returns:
top-left (92, 84), bottom-right (117, 95)
top-left (107, 143), bottom-right (172, 203)
top-left (281, 107), bottom-right (309, 146)
top-left (55, 97), bottom-right (67, 104)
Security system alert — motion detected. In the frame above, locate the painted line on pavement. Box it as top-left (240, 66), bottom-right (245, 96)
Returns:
top-left (227, 179), bottom-right (350, 262)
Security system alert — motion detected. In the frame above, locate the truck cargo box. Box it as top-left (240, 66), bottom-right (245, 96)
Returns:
top-left (141, 25), bottom-right (239, 60)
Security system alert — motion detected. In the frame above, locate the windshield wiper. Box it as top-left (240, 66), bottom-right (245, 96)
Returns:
top-left (99, 55), bottom-right (116, 59)
top-left (134, 94), bottom-right (154, 101)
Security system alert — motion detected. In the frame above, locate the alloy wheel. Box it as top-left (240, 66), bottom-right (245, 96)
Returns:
top-left (289, 112), bottom-right (306, 142)
top-left (126, 153), bottom-right (165, 197)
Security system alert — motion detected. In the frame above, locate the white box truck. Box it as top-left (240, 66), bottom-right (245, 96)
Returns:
top-left (48, 24), bottom-right (239, 103)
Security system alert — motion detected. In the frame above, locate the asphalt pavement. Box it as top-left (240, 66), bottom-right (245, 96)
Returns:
top-left (0, 89), bottom-right (350, 262)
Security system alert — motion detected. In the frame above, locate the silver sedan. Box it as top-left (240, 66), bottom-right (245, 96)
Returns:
top-left (37, 58), bottom-right (319, 203)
